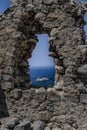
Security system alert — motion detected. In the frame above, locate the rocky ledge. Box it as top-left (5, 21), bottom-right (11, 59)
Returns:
top-left (1, 116), bottom-right (87, 130)
top-left (0, 117), bottom-right (56, 130)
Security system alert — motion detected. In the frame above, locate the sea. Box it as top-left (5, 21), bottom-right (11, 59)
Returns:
top-left (28, 66), bottom-right (55, 87)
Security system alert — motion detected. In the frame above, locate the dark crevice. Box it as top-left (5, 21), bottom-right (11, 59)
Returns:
top-left (0, 86), bottom-right (9, 118)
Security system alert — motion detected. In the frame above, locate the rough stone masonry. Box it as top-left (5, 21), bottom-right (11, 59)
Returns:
top-left (0, 0), bottom-right (87, 129)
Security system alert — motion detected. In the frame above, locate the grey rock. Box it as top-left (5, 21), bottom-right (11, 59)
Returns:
top-left (1, 82), bottom-right (14, 90)
top-left (0, 128), bottom-right (9, 130)
top-left (33, 120), bottom-right (45, 130)
top-left (33, 0), bottom-right (42, 4)
top-left (35, 87), bottom-right (46, 93)
top-left (54, 84), bottom-right (62, 90)
top-left (44, 127), bottom-right (51, 130)
top-left (11, 89), bottom-right (22, 100)
top-left (2, 74), bottom-right (13, 81)
top-left (14, 120), bottom-right (31, 130)
top-left (78, 45), bottom-right (87, 55)
top-left (0, 117), bottom-right (19, 129)
top-left (78, 123), bottom-right (87, 130)
top-left (50, 28), bottom-right (59, 37)
top-left (55, 65), bottom-right (64, 74)
top-left (80, 94), bottom-right (87, 104)
top-left (77, 64), bottom-right (87, 75)
top-left (35, 13), bottom-right (46, 21)
top-left (63, 124), bottom-right (76, 130)
top-left (0, 0), bottom-right (87, 128)
top-left (4, 66), bottom-right (13, 75)
top-left (0, 58), bottom-right (3, 64)
top-left (47, 91), bottom-right (60, 102)
top-left (26, 4), bottom-right (34, 11)
top-left (52, 128), bottom-right (62, 130)
top-left (43, 0), bottom-right (53, 5)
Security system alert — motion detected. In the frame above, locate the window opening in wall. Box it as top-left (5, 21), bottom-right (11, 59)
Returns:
top-left (28, 34), bottom-right (55, 87)
top-left (78, 0), bottom-right (87, 42)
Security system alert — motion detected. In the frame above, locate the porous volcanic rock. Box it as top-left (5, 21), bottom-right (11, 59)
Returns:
top-left (0, 0), bottom-right (87, 130)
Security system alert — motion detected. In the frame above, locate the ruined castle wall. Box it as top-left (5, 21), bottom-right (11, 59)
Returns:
top-left (0, 0), bottom-right (87, 129)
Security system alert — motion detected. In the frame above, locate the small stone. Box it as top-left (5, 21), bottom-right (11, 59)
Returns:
top-left (47, 91), bottom-right (60, 102)
top-left (6, 26), bottom-right (15, 33)
top-left (50, 28), bottom-right (58, 37)
top-left (47, 123), bottom-right (53, 128)
top-left (39, 112), bottom-right (51, 121)
top-left (55, 65), bottom-right (64, 74)
top-left (2, 74), bottom-right (13, 81)
top-left (35, 87), bottom-right (46, 93)
top-left (14, 120), bottom-right (31, 130)
top-left (77, 64), bottom-right (87, 75)
top-left (33, 120), bottom-right (45, 130)
top-left (0, 128), bottom-right (9, 130)
top-left (52, 128), bottom-right (62, 130)
top-left (49, 52), bottom-right (56, 57)
top-left (13, 9), bottom-right (22, 19)
top-left (0, 117), bottom-right (19, 129)
top-left (44, 127), bottom-right (51, 130)
top-left (78, 124), bottom-right (87, 130)
top-left (1, 82), bottom-right (14, 90)
top-left (80, 94), bottom-right (87, 104)
top-left (63, 124), bottom-right (76, 130)
top-left (35, 13), bottom-right (46, 21)
top-left (0, 58), bottom-right (3, 64)
top-left (43, 0), bottom-right (53, 5)
top-left (54, 84), bottom-right (62, 90)
top-left (4, 66), bottom-right (13, 75)
top-left (78, 45), bottom-right (87, 55)
top-left (26, 4), bottom-right (34, 11)
top-left (48, 37), bottom-right (55, 42)
top-left (11, 89), bottom-right (22, 100)
top-left (47, 88), bottom-right (55, 92)
top-left (54, 81), bottom-right (64, 90)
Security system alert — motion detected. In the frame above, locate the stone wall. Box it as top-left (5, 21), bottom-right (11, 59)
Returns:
top-left (0, 0), bottom-right (87, 129)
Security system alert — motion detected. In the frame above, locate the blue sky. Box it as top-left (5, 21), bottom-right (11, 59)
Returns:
top-left (84, 13), bottom-right (87, 36)
top-left (78, 0), bottom-right (87, 2)
top-left (0, 0), bottom-right (87, 67)
top-left (29, 34), bottom-right (54, 67)
top-left (0, 0), bottom-right (10, 14)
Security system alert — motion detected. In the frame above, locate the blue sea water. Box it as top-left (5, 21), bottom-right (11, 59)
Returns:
top-left (29, 66), bottom-right (55, 87)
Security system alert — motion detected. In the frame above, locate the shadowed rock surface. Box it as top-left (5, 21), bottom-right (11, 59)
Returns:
top-left (0, 86), bottom-right (9, 118)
